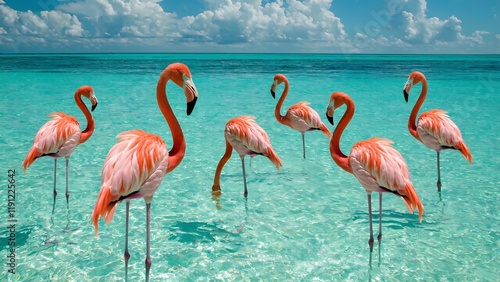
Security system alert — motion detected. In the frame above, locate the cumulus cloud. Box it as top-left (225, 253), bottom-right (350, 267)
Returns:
top-left (351, 0), bottom-right (491, 52)
top-left (0, 3), bottom-right (84, 50)
top-left (0, 0), bottom-right (496, 53)
top-left (179, 0), bottom-right (347, 50)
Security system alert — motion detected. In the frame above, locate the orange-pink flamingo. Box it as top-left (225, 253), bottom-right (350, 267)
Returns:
top-left (270, 74), bottom-right (330, 158)
top-left (326, 92), bottom-right (424, 251)
top-left (212, 115), bottom-right (282, 198)
top-left (403, 71), bottom-right (472, 192)
top-left (22, 85), bottom-right (98, 202)
top-left (92, 63), bottom-right (198, 282)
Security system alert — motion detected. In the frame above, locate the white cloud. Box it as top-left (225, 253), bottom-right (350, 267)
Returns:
top-left (0, 0), bottom-right (497, 53)
top-left (179, 0), bottom-right (347, 49)
top-left (0, 3), bottom-right (85, 49)
top-left (496, 34), bottom-right (500, 40)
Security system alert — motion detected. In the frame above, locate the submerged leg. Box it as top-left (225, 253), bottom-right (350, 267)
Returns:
top-left (436, 151), bottom-right (442, 192)
top-left (53, 159), bottom-right (58, 196)
top-left (145, 203), bottom-right (152, 282)
top-left (124, 201), bottom-right (130, 282)
top-left (241, 157), bottom-right (248, 197)
top-left (301, 133), bottom-right (306, 159)
top-left (367, 193), bottom-right (374, 252)
top-left (65, 157), bottom-right (70, 202)
top-left (377, 193), bottom-right (382, 242)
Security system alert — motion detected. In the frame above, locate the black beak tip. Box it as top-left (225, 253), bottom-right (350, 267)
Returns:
top-left (187, 96), bottom-right (198, 115)
top-left (91, 103), bottom-right (98, 112)
top-left (403, 90), bottom-right (409, 103)
top-left (326, 113), bottom-right (334, 125)
top-left (270, 89), bottom-right (275, 99)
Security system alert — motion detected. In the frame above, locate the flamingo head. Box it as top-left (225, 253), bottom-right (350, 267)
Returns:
top-left (165, 63), bottom-right (199, 115)
top-left (78, 85), bottom-right (98, 112)
top-left (270, 74), bottom-right (286, 99)
top-left (404, 71), bottom-right (426, 102)
top-left (325, 92), bottom-right (350, 125)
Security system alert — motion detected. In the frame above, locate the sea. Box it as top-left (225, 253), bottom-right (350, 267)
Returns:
top-left (0, 53), bottom-right (499, 281)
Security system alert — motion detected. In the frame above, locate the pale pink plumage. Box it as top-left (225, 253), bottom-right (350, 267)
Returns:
top-left (271, 74), bottom-right (330, 158)
top-left (212, 116), bottom-right (282, 198)
top-left (327, 92), bottom-right (423, 251)
top-left (404, 71), bottom-right (472, 191)
top-left (91, 63), bottom-right (198, 282)
top-left (22, 86), bottom-right (98, 201)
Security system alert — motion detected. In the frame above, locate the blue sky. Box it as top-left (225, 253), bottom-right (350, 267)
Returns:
top-left (0, 0), bottom-right (498, 53)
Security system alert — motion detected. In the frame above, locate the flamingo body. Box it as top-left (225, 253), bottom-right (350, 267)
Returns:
top-left (23, 112), bottom-right (81, 166)
top-left (271, 74), bottom-right (330, 158)
top-left (91, 63), bottom-right (198, 282)
top-left (326, 92), bottom-right (423, 251)
top-left (404, 71), bottom-right (472, 191)
top-left (417, 110), bottom-right (472, 161)
top-left (349, 138), bottom-right (422, 216)
top-left (212, 116), bottom-right (282, 197)
top-left (92, 130), bottom-right (169, 227)
top-left (22, 85), bottom-right (98, 200)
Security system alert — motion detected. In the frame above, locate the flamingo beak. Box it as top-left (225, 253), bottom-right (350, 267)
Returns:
top-left (403, 79), bottom-right (412, 103)
top-left (90, 93), bottom-right (98, 111)
top-left (326, 112), bottom-right (334, 125)
top-left (183, 76), bottom-right (198, 115)
top-left (187, 96), bottom-right (197, 115)
top-left (270, 80), bottom-right (277, 99)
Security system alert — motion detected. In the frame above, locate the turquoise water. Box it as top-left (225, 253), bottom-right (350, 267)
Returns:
top-left (0, 53), bottom-right (499, 281)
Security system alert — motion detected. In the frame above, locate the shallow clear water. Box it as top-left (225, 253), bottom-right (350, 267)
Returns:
top-left (0, 53), bottom-right (499, 281)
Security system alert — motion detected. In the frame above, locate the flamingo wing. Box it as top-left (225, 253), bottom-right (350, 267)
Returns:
top-left (101, 129), bottom-right (169, 197)
top-left (225, 116), bottom-right (272, 155)
top-left (349, 137), bottom-right (424, 220)
top-left (418, 109), bottom-right (464, 148)
top-left (23, 112), bottom-right (81, 170)
top-left (287, 102), bottom-right (330, 135)
top-left (92, 130), bottom-right (168, 231)
top-left (225, 116), bottom-right (282, 169)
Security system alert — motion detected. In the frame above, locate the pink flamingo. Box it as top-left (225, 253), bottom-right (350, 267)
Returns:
top-left (270, 74), bottom-right (330, 158)
top-left (22, 85), bottom-right (98, 202)
top-left (403, 71), bottom-right (473, 192)
top-left (212, 116), bottom-right (282, 198)
top-left (91, 63), bottom-right (198, 282)
top-left (326, 92), bottom-right (424, 251)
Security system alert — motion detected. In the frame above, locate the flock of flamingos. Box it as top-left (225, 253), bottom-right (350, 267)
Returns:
top-left (21, 63), bottom-right (472, 280)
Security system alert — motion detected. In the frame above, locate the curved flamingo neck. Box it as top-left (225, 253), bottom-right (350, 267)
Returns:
top-left (212, 139), bottom-right (233, 193)
top-left (77, 92), bottom-right (94, 144)
top-left (408, 77), bottom-right (428, 141)
top-left (275, 77), bottom-right (290, 125)
top-left (330, 98), bottom-right (354, 174)
top-left (157, 70), bottom-right (186, 173)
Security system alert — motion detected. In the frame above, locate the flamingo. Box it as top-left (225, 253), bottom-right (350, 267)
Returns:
top-left (212, 116), bottom-right (282, 198)
top-left (22, 85), bottom-right (98, 202)
top-left (326, 92), bottom-right (424, 251)
top-left (403, 71), bottom-right (473, 192)
top-left (91, 63), bottom-right (198, 282)
top-left (270, 74), bottom-right (330, 158)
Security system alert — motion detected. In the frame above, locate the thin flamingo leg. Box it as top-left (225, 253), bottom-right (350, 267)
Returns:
top-left (53, 159), bottom-right (57, 196)
top-left (367, 193), bottom-right (374, 252)
top-left (65, 157), bottom-right (70, 202)
top-left (145, 203), bottom-right (152, 282)
top-left (377, 193), bottom-right (382, 242)
top-left (241, 157), bottom-right (248, 197)
top-left (436, 151), bottom-right (442, 192)
top-left (301, 132), bottom-right (306, 159)
top-left (124, 201), bottom-right (130, 282)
